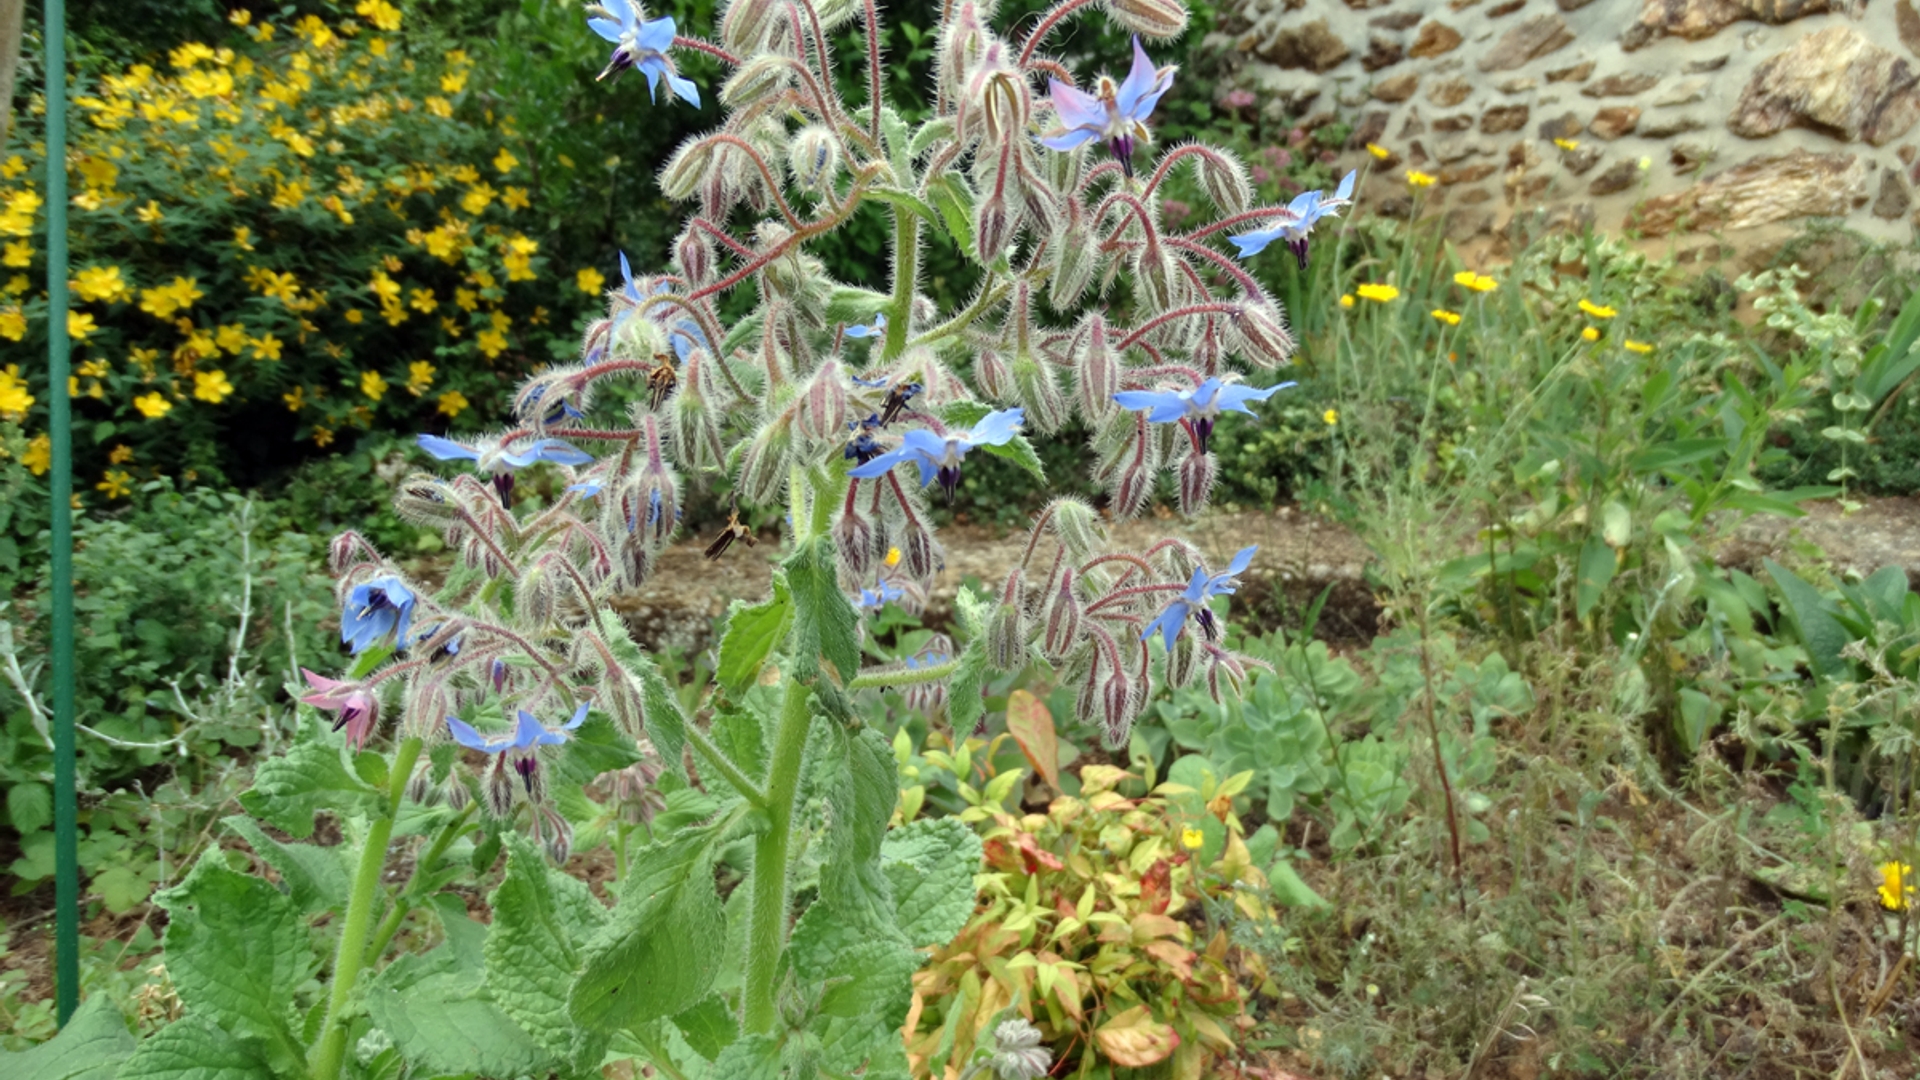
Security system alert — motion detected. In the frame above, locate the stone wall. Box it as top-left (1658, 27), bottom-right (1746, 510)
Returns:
top-left (1206, 0), bottom-right (1920, 251)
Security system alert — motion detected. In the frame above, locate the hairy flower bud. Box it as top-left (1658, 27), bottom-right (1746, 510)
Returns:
top-left (535, 804), bottom-right (574, 864)
top-left (990, 1018), bottom-right (1054, 1080)
top-left (669, 372), bottom-right (723, 469)
top-left (1048, 205), bottom-right (1097, 310)
top-left (406, 762), bottom-right (437, 806)
top-left (736, 419), bottom-right (793, 507)
top-left (1233, 302), bottom-right (1297, 368)
top-left (1167, 630), bottom-right (1202, 689)
top-left (1177, 450), bottom-right (1217, 517)
top-left (660, 134), bottom-right (720, 201)
top-left (720, 0), bottom-right (780, 52)
top-left (974, 191), bottom-right (1012, 265)
top-left (1134, 241), bottom-right (1179, 315)
top-left (1072, 649), bottom-right (1103, 728)
top-left (1047, 497), bottom-right (1105, 563)
top-left (1074, 315), bottom-right (1119, 423)
top-left (521, 559), bottom-right (559, 628)
top-left (1013, 356), bottom-right (1066, 434)
top-left (1197, 146), bottom-right (1252, 215)
top-left (975, 348), bottom-right (1015, 402)
top-left (674, 226), bottom-right (715, 287)
top-left (484, 757), bottom-right (516, 819)
top-left (797, 360), bottom-right (849, 442)
top-left (834, 507), bottom-right (876, 578)
top-left (1043, 568), bottom-right (1083, 658)
top-left (902, 520), bottom-right (939, 580)
top-left (1101, 669), bottom-right (1137, 748)
top-left (440, 773), bottom-right (471, 813)
top-left (789, 125), bottom-right (840, 193)
top-left (987, 583), bottom-right (1029, 671)
top-left (1108, 422), bottom-right (1158, 520)
top-left (1104, 0), bottom-right (1190, 38)
top-left (513, 368), bottom-right (591, 434)
top-left (329, 530), bottom-right (378, 575)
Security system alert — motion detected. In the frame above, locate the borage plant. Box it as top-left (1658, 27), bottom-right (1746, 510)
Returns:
top-left (115, 0), bottom-right (1351, 1077)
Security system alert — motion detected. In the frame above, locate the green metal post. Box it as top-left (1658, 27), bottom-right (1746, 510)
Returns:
top-left (44, 0), bottom-right (79, 1028)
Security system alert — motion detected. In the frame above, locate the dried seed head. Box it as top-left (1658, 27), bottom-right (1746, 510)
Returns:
top-left (1177, 450), bottom-right (1217, 517)
top-left (1104, 0), bottom-right (1190, 38)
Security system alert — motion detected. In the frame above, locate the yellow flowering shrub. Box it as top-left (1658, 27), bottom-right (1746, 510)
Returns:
top-left (0, 6), bottom-right (604, 481)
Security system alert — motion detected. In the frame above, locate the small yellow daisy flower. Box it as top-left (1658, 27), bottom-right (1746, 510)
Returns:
top-left (96, 470), bottom-right (132, 499)
top-left (437, 389), bottom-right (470, 417)
top-left (1880, 862), bottom-right (1914, 911)
top-left (1355, 283), bottom-right (1400, 302)
top-left (1405, 170), bottom-right (1436, 188)
top-left (193, 369), bottom-right (234, 403)
top-left (1453, 271), bottom-right (1498, 293)
top-left (133, 392), bottom-right (173, 418)
top-left (1430, 308), bottom-right (1462, 326)
top-left (1180, 826), bottom-right (1204, 850)
top-left (577, 267), bottom-right (606, 295)
top-left (1578, 299), bottom-right (1617, 319)
top-left (1366, 143), bottom-right (1389, 160)
top-left (1338, 294), bottom-right (1355, 308)
top-left (1323, 408), bottom-right (1339, 426)
top-left (1581, 327), bottom-right (1600, 342)
top-left (1624, 340), bottom-right (1654, 354)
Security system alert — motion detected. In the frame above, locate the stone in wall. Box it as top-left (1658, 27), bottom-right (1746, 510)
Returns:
top-left (1409, 22), bottom-right (1465, 58)
top-left (1590, 106), bottom-right (1642, 138)
top-left (1547, 60), bottom-right (1596, 82)
top-left (1429, 77), bottom-right (1473, 105)
top-left (1899, 0), bottom-right (1920, 55)
top-left (1641, 113), bottom-right (1707, 136)
top-left (1728, 26), bottom-right (1920, 147)
top-left (1479, 14), bottom-right (1576, 70)
top-left (1374, 72), bottom-right (1422, 101)
top-left (1590, 161), bottom-right (1642, 194)
top-left (1256, 18), bottom-right (1354, 72)
top-left (1538, 111), bottom-right (1583, 140)
top-left (1362, 35), bottom-right (1405, 71)
top-left (1628, 148), bottom-right (1868, 234)
top-left (1622, 0), bottom-right (1831, 51)
top-left (1875, 171), bottom-right (1914, 218)
top-left (1653, 78), bottom-right (1710, 106)
top-left (1583, 73), bottom-right (1661, 96)
top-left (1482, 104), bottom-right (1532, 132)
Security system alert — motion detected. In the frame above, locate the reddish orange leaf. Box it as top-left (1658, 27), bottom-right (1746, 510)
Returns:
top-left (1005, 688), bottom-right (1060, 791)
top-left (1094, 1005), bottom-right (1180, 1067)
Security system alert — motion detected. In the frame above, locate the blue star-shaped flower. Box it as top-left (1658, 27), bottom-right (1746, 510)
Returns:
top-left (1141, 546), bottom-right (1257, 652)
top-left (846, 408), bottom-right (1025, 502)
top-left (1041, 37), bottom-right (1175, 178)
top-left (446, 702), bottom-right (590, 755)
top-left (418, 432), bottom-right (595, 505)
top-left (843, 313), bottom-right (887, 340)
top-left (1112, 377), bottom-right (1294, 453)
top-left (586, 0), bottom-right (699, 105)
top-left (857, 578), bottom-right (905, 612)
top-left (342, 577), bottom-right (416, 655)
top-left (1227, 171), bottom-right (1356, 270)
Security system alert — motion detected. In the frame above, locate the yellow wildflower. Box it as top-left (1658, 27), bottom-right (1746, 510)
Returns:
top-left (461, 183), bottom-right (496, 215)
top-left (0, 156), bottom-right (25, 179)
top-left (194, 369), bottom-right (235, 403)
top-left (1581, 326), bottom-right (1600, 342)
top-left (282, 386), bottom-right (307, 412)
top-left (22, 433), bottom-right (50, 474)
top-left (1430, 308), bottom-right (1462, 326)
top-left (577, 267), bottom-right (606, 295)
top-left (71, 191), bottom-right (104, 212)
top-left (97, 470), bottom-right (133, 499)
top-left (406, 360), bottom-right (435, 396)
top-left (501, 186), bottom-right (530, 211)
top-left (215, 324), bottom-right (249, 355)
top-left (361, 370), bottom-right (389, 400)
top-left (1365, 143), bottom-right (1389, 160)
top-left (355, 0), bottom-right (403, 31)
top-left (425, 96), bottom-right (453, 119)
top-left (233, 226), bottom-right (255, 251)
top-left (454, 287), bottom-right (478, 312)
top-left (0, 364), bottom-right (33, 415)
top-left (67, 311), bottom-right (96, 340)
top-left (409, 288), bottom-right (438, 314)
top-left (1406, 170), bottom-right (1435, 188)
top-left (1323, 409), bottom-right (1339, 426)
top-left (230, 8), bottom-right (251, 25)
top-left (1453, 271), bottom-right (1497, 293)
top-left (1355, 283), bottom-right (1399, 303)
top-left (441, 70), bottom-right (467, 94)
top-left (138, 277), bottom-right (203, 319)
top-left (1338, 294), bottom-right (1354, 309)
top-left (885, 546), bottom-right (902, 568)
top-left (1180, 826), bottom-right (1204, 850)
top-left (133, 391), bottom-right (173, 418)
top-left (135, 200), bottom-right (164, 224)
top-left (1578, 299), bottom-right (1617, 319)
top-left (74, 265), bottom-right (130, 303)
top-left (345, 309), bottom-right (365, 324)
top-left (1624, 340), bottom-right (1654, 354)
top-left (1880, 862), bottom-right (1915, 911)
top-left (476, 328), bottom-right (507, 358)
top-left (108, 444), bottom-right (134, 464)
top-left (1553, 138), bottom-right (1580, 151)
top-left (436, 389), bottom-right (469, 417)
top-left (2, 241), bottom-right (29, 267)
top-left (493, 148), bottom-right (519, 174)
top-left (313, 426), bottom-right (334, 447)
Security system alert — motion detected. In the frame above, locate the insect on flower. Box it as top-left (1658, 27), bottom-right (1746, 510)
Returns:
top-left (646, 352), bottom-right (679, 411)
top-left (1113, 376), bottom-right (1293, 455)
top-left (847, 407), bottom-right (1026, 503)
top-left (1142, 545), bottom-right (1257, 651)
top-left (704, 496), bottom-right (757, 561)
top-left (1226, 170), bottom-right (1356, 270)
top-left (1040, 36), bottom-right (1175, 179)
top-left (585, 0), bottom-right (699, 105)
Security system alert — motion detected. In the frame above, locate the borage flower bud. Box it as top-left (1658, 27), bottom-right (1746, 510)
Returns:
top-left (1043, 568), bottom-right (1083, 658)
top-left (1233, 302), bottom-right (1297, 369)
top-left (406, 762), bottom-right (437, 806)
top-left (329, 530), bottom-right (378, 576)
top-left (441, 773), bottom-right (471, 813)
top-left (1013, 356), bottom-right (1066, 434)
top-left (1109, 431), bottom-right (1157, 521)
top-left (660, 134), bottom-right (719, 201)
top-left (976, 349), bottom-right (1015, 401)
top-left (736, 418), bottom-right (794, 507)
top-left (674, 227), bottom-right (715, 287)
top-left (991, 1018), bottom-right (1055, 1080)
top-left (1104, 0), bottom-right (1190, 39)
top-left (484, 757), bottom-right (517, 819)
top-left (974, 191), bottom-right (1012, 267)
top-left (1048, 205), bottom-right (1096, 310)
top-left (513, 369), bottom-right (590, 433)
top-left (1074, 315), bottom-right (1119, 424)
top-left (797, 359), bottom-right (849, 441)
top-left (1047, 497), bottom-right (1105, 563)
top-left (534, 805), bottom-right (574, 864)
top-left (1197, 145), bottom-right (1252, 215)
top-left (1178, 450), bottom-right (1217, 517)
top-left (1071, 649), bottom-right (1103, 728)
top-left (1167, 630), bottom-right (1202, 688)
top-left (720, 0), bottom-right (780, 52)
top-left (834, 507), bottom-right (876, 578)
top-left (1101, 669), bottom-right (1137, 748)
top-left (1134, 241), bottom-right (1179, 315)
top-left (789, 125), bottom-right (840, 193)
top-left (394, 475), bottom-right (461, 530)
top-left (988, 584), bottom-right (1029, 672)
top-left (903, 520), bottom-right (940, 581)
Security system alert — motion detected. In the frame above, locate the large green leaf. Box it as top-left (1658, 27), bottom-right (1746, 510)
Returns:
top-left (785, 537), bottom-right (861, 682)
top-left (1574, 534), bottom-right (1616, 620)
top-left (152, 854), bottom-right (310, 1071)
top-left (880, 817), bottom-right (983, 949)
top-left (115, 1016), bottom-right (275, 1080)
top-left (599, 610), bottom-right (689, 776)
top-left (568, 830), bottom-right (724, 1032)
top-left (924, 173), bottom-right (977, 262)
top-left (366, 950), bottom-right (556, 1078)
top-left (0, 995), bottom-right (132, 1080)
top-left (235, 737), bottom-right (379, 839)
top-left (219, 815), bottom-right (349, 915)
top-left (717, 573), bottom-right (793, 697)
top-left (1764, 558), bottom-right (1851, 681)
top-left (485, 833), bottom-right (609, 1071)
top-left (815, 724), bottom-right (898, 921)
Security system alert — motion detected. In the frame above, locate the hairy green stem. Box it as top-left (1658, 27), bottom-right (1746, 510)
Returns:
top-left (364, 801), bottom-right (477, 966)
top-left (685, 721), bottom-right (767, 808)
top-left (742, 676), bottom-right (815, 1033)
top-left (849, 658), bottom-right (960, 689)
top-left (310, 736), bottom-right (422, 1080)
top-left (883, 210), bottom-right (918, 361)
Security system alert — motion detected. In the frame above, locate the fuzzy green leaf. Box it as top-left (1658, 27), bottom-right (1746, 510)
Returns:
top-left (1764, 558), bottom-right (1851, 681)
top-left (367, 950), bottom-right (556, 1078)
top-left (881, 817), bottom-right (982, 949)
top-left (152, 853), bottom-right (309, 1070)
top-left (815, 724), bottom-right (898, 920)
top-left (234, 736), bottom-right (378, 838)
top-left (115, 1016), bottom-right (274, 1080)
top-left (718, 573), bottom-right (793, 696)
top-left (785, 537), bottom-right (861, 682)
top-left (925, 173), bottom-right (977, 262)
top-left (600, 610), bottom-right (689, 776)
top-left (486, 832), bottom-right (609, 1071)
top-left (946, 587), bottom-right (993, 732)
top-left (1574, 534), bottom-right (1616, 620)
top-left (671, 995), bottom-right (739, 1061)
top-left (0, 995), bottom-right (133, 1080)
top-left (568, 830), bottom-right (723, 1032)
top-left (708, 1033), bottom-right (786, 1080)
top-left (789, 903), bottom-right (921, 1024)
top-left (219, 815), bottom-right (349, 915)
